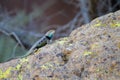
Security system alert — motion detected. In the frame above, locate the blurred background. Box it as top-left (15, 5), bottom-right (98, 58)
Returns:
top-left (0, 0), bottom-right (120, 62)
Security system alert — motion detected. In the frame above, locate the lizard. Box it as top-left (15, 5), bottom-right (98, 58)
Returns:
top-left (16, 30), bottom-right (55, 58)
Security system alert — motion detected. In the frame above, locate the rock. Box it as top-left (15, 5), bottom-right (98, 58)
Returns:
top-left (0, 10), bottom-right (120, 80)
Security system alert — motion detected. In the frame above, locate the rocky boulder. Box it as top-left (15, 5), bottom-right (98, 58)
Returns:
top-left (0, 10), bottom-right (120, 80)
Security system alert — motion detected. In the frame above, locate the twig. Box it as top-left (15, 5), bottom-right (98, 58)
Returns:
top-left (79, 0), bottom-right (90, 23)
top-left (12, 43), bottom-right (19, 58)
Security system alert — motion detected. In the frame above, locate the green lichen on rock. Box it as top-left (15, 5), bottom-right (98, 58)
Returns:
top-left (0, 67), bottom-right (13, 79)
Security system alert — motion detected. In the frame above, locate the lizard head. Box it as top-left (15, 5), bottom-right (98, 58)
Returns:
top-left (45, 30), bottom-right (55, 40)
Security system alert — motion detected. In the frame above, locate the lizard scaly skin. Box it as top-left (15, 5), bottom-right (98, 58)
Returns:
top-left (17, 30), bottom-right (55, 58)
